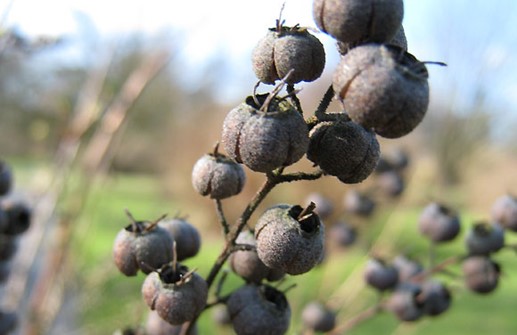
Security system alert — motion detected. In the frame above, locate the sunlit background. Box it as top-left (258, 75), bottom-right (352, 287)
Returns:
top-left (1, 0), bottom-right (517, 334)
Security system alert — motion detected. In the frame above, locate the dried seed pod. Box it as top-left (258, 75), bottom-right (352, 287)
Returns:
top-left (0, 161), bottom-right (13, 196)
top-left (221, 95), bottom-right (309, 173)
top-left (301, 301), bottom-right (336, 332)
top-left (159, 217), bottom-right (201, 261)
top-left (418, 202), bottom-right (461, 243)
top-left (392, 255), bottom-right (423, 283)
top-left (333, 44), bottom-right (429, 138)
top-left (364, 258), bottom-right (399, 291)
top-left (145, 311), bottom-right (198, 335)
top-left (307, 120), bottom-right (380, 183)
top-left (229, 231), bottom-right (284, 283)
top-left (462, 256), bottom-right (500, 294)
top-left (191, 147), bottom-right (246, 200)
top-left (252, 25), bottom-right (325, 84)
top-left (255, 203), bottom-right (324, 275)
top-left (313, 0), bottom-right (404, 44)
top-left (142, 264), bottom-right (208, 325)
top-left (385, 283), bottom-right (424, 322)
top-left (113, 212), bottom-right (173, 276)
top-left (491, 194), bottom-right (517, 231)
top-left (419, 280), bottom-right (451, 316)
top-left (337, 24), bottom-right (408, 55)
top-left (227, 284), bottom-right (291, 335)
top-left (465, 222), bottom-right (505, 256)
top-left (343, 190), bottom-right (376, 217)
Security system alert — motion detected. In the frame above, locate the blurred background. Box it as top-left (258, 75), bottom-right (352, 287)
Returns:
top-left (0, 0), bottom-right (516, 334)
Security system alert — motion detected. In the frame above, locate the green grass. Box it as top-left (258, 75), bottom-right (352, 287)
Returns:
top-left (8, 159), bottom-right (517, 334)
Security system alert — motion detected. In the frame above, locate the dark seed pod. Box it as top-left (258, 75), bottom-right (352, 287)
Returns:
top-left (159, 217), bottom-right (201, 261)
top-left (221, 95), bottom-right (309, 173)
top-left (1, 200), bottom-right (32, 236)
top-left (307, 120), bottom-right (380, 183)
top-left (113, 213), bottom-right (173, 276)
top-left (385, 283), bottom-right (424, 322)
top-left (252, 25), bottom-right (325, 84)
top-left (343, 190), bottom-right (376, 217)
top-left (230, 231), bottom-right (284, 283)
top-left (0, 260), bottom-right (11, 283)
top-left (304, 193), bottom-right (334, 220)
top-left (328, 221), bottom-right (357, 247)
top-left (392, 255), bottom-right (423, 283)
top-left (419, 280), bottom-right (451, 316)
top-left (491, 194), bottom-right (517, 231)
top-left (0, 311), bottom-right (18, 334)
top-left (462, 256), bottom-right (500, 294)
top-left (465, 222), bottom-right (504, 256)
top-left (333, 44), bottom-right (429, 138)
top-left (418, 202), bottom-right (461, 243)
top-left (142, 264), bottom-right (208, 325)
top-left (191, 148), bottom-right (246, 199)
top-left (255, 203), bottom-right (324, 275)
top-left (0, 235), bottom-right (18, 261)
top-left (145, 311), bottom-right (198, 335)
top-left (313, 0), bottom-right (404, 44)
top-left (0, 161), bottom-right (13, 196)
top-left (376, 170), bottom-right (405, 197)
top-left (337, 24), bottom-right (408, 55)
top-left (364, 258), bottom-right (398, 291)
top-left (227, 284), bottom-right (291, 335)
top-left (301, 301), bottom-right (336, 332)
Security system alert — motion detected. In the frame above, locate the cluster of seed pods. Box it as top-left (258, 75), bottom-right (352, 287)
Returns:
top-left (0, 159), bottom-right (33, 334)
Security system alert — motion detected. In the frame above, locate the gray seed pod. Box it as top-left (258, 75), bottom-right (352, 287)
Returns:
top-left (364, 258), bottom-right (399, 291)
top-left (462, 256), bottom-right (500, 294)
top-left (328, 221), bottom-right (357, 247)
top-left (227, 284), bottom-right (291, 335)
top-left (343, 190), bottom-right (376, 217)
top-left (491, 194), bottom-right (517, 231)
top-left (192, 150), bottom-right (245, 199)
top-left (418, 203), bottom-right (461, 243)
top-left (252, 26), bottom-right (325, 84)
top-left (465, 222), bottom-right (505, 256)
top-left (113, 215), bottom-right (173, 276)
top-left (229, 231), bottom-right (284, 283)
top-left (221, 95), bottom-right (309, 173)
top-left (385, 283), bottom-right (424, 322)
top-left (337, 24), bottom-right (408, 55)
top-left (255, 204), bottom-right (324, 275)
top-left (159, 217), bottom-right (201, 261)
top-left (313, 0), bottom-right (403, 44)
top-left (307, 120), bottom-right (380, 183)
top-left (301, 301), bottom-right (336, 332)
top-left (377, 170), bottom-right (405, 197)
top-left (333, 44), bottom-right (429, 138)
top-left (145, 311), bottom-right (198, 335)
top-left (142, 265), bottom-right (208, 325)
top-left (420, 280), bottom-right (451, 316)
top-left (392, 255), bottom-right (423, 283)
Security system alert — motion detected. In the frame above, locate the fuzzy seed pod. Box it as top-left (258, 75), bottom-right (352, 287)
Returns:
top-left (420, 280), bottom-right (451, 316)
top-left (191, 149), bottom-right (246, 199)
top-left (227, 284), bottom-right (291, 335)
top-left (0, 161), bottom-right (13, 196)
top-left (222, 95), bottom-right (309, 173)
top-left (229, 231), bottom-right (284, 283)
top-left (0, 200), bottom-right (32, 236)
top-left (465, 222), bottom-right (505, 256)
top-left (385, 283), bottom-right (424, 322)
top-left (145, 311), bottom-right (198, 335)
top-left (343, 190), bottom-right (376, 217)
top-left (301, 301), bottom-right (336, 332)
top-left (113, 213), bottom-right (173, 276)
top-left (255, 204), bottom-right (324, 275)
top-left (313, 0), bottom-right (404, 44)
top-left (364, 258), bottom-right (398, 291)
top-left (307, 120), bottom-right (380, 183)
top-left (337, 25), bottom-right (408, 55)
top-left (333, 44), bottom-right (429, 138)
top-left (159, 218), bottom-right (201, 261)
top-left (252, 25), bottom-right (325, 84)
top-left (491, 194), bottom-right (517, 231)
top-left (142, 265), bottom-right (208, 325)
top-left (418, 203), bottom-right (461, 243)
top-left (328, 221), bottom-right (357, 248)
top-left (462, 256), bottom-right (500, 294)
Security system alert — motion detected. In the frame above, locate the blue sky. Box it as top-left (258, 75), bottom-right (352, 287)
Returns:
top-left (2, 0), bottom-right (517, 133)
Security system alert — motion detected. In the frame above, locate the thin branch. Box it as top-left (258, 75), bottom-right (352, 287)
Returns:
top-left (287, 83), bottom-right (304, 115)
top-left (214, 199), bottom-right (230, 236)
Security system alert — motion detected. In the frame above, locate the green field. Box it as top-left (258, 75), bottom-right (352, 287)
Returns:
top-left (10, 161), bottom-right (517, 334)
